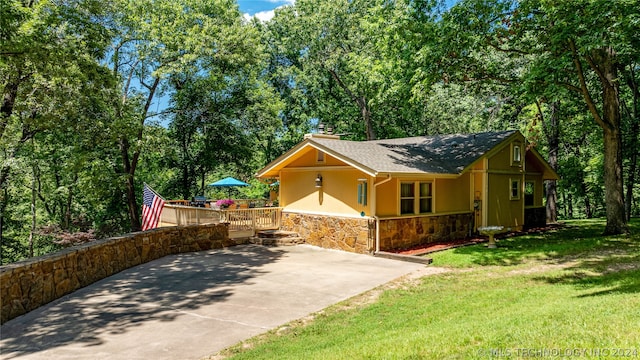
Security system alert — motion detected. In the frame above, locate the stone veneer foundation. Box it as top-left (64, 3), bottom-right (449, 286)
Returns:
top-left (378, 212), bottom-right (473, 251)
top-left (281, 211), bottom-right (473, 254)
top-left (1, 223), bottom-right (235, 324)
top-left (281, 212), bottom-right (375, 254)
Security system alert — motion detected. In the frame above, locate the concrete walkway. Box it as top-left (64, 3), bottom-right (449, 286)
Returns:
top-left (0, 244), bottom-right (424, 360)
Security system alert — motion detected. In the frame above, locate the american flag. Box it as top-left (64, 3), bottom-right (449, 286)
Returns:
top-left (142, 184), bottom-right (165, 231)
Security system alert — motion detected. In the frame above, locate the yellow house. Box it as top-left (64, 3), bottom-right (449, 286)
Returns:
top-left (256, 130), bottom-right (558, 254)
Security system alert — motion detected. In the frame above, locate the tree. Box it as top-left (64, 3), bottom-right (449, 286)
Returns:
top-left (433, 0), bottom-right (638, 234)
top-left (106, 0), bottom-right (261, 230)
top-left (1, 0), bottom-right (114, 261)
top-left (268, 0), bottom-right (423, 140)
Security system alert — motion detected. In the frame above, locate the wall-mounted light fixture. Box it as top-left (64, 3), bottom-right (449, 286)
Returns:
top-left (315, 174), bottom-right (323, 188)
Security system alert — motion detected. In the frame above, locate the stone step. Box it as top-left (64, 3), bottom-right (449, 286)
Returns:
top-left (250, 236), bottom-right (305, 246)
top-left (255, 230), bottom-right (300, 239)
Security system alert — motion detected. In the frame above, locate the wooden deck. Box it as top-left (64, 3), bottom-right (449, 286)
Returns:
top-left (159, 204), bottom-right (283, 238)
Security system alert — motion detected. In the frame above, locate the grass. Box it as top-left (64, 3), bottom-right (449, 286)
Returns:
top-left (213, 219), bottom-right (640, 359)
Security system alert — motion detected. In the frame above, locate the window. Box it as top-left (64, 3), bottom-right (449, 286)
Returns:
top-left (400, 183), bottom-right (414, 214)
top-left (316, 150), bottom-right (325, 164)
top-left (357, 182), bottom-right (368, 205)
top-left (510, 178), bottom-right (521, 200)
top-left (419, 182), bottom-right (432, 213)
top-left (512, 142), bottom-right (522, 165)
top-left (524, 181), bottom-right (535, 206)
top-left (401, 182), bottom-right (433, 214)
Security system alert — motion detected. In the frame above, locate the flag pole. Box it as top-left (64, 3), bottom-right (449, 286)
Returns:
top-left (144, 182), bottom-right (165, 201)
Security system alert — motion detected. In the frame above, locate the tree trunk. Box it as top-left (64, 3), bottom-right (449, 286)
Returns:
top-left (543, 101), bottom-right (559, 223)
top-left (361, 99), bottom-right (375, 141)
top-left (573, 45), bottom-right (627, 234)
top-left (581, 181), bottom-right (593, 219)
top-left (120, 136), bottom-right (141, 231)
top-left (1, 72), bottom-right (21, 141)
top-left (602, 124), bottom-right (627, 233)
top-left (125, 173), bottom-right (140, 231)
top-left (597, 48), bottom-right (627, 234)
top-left (328, 69), bottom-right (376, 140)
top-left (119, 76), bottom-right (159, 232)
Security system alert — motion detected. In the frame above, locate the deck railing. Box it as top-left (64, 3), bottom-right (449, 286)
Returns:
top-left (159, 204), bottom-right (282, 238)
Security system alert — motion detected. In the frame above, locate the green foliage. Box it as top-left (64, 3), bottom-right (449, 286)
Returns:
top-left (2, 0), bottom-right (639, 263)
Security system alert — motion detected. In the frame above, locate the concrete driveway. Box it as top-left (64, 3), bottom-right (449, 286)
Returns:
top-left (0, 244), bottom-right (424, 360)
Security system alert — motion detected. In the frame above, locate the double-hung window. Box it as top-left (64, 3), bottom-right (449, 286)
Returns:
top-left (419, 182), bottom-right (433, 213)
top-left (400, 183), bottom-right (415, 214)
top-left (401, 182), bottom-right (433, 214)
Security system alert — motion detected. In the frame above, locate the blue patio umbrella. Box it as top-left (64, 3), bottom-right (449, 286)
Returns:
top-left (208, 177), bottom-right (249, 197)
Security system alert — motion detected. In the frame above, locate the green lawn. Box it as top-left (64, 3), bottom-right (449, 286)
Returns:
top-left (214, 219), bottom-right (640, 359)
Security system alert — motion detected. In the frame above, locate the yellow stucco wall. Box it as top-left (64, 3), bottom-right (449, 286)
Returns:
top-left (288, 147), bottom-right (344, 167)
top-left (281, 168), bottom-right (371, 217)
top-left (434, 174), bottom-right (470, 213)
top-left (375, 177), bottom-right (398, 217)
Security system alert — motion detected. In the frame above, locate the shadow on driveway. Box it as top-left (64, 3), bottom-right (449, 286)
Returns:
top-left (1, 245), bottom-right (286, 359)
top-left (1, 245), bottom-right (423, 360)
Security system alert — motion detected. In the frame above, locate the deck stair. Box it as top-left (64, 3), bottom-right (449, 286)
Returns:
top-left (251, 230), bottom-right (304, 246)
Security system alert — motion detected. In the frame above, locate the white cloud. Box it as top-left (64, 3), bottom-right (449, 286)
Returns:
top-left (242, 10), bottom-right (276, 22)
top-left (242, 0), bottom-right (295, 23)
top-left (254, 9), bottom-right (276, 22)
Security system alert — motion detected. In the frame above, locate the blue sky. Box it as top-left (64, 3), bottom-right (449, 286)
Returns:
top-left (238, 0), bottom-right (294, 21)
top-left (238, 0), bottom-right (458, 22)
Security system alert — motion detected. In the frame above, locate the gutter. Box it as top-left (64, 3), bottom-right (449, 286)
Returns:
top-left (372, 174), bottom-right (393, 254)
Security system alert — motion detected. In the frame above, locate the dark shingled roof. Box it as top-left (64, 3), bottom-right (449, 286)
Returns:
top-left (309, 130), bottom-right (517, 175)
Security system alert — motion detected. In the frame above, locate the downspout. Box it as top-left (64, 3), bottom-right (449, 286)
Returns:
top-left (373, 174), bottom-right (392, 254)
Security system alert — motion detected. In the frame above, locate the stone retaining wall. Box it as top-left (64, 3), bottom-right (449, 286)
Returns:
top-left (378, 212), bottom-right (473, 251)
top-left (0, 223), bottom-right (235, 324)
top-left (281, 213), bottom-right (375, 254)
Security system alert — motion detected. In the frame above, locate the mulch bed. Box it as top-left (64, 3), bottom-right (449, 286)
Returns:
top-left (388, 223), bottom-right (565, 256)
